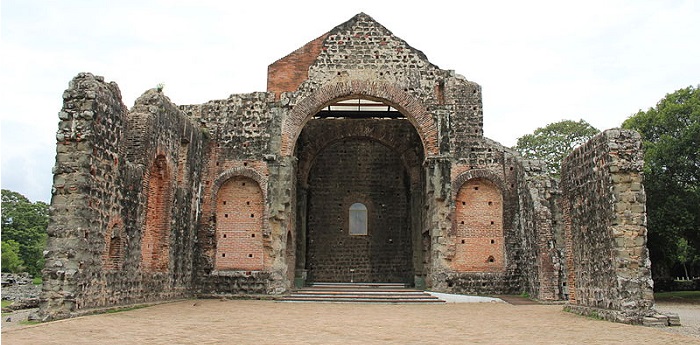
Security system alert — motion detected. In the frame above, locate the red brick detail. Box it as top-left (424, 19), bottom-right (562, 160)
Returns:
top-left (199, 155), bottom-right (269, 231)
top-left (280, 80), bottom-right (439, 157)
top-left (451, 178), bottom-right (505, 272)
top-left (141, 155), bottom-right (171, 273)
top-left (267, 33), bottom-right (329, 98)
top-left (212, 167), bottom-right (268, 202)
top-left (102, 217), bottom-right (124, 270)
top-left (451, 168), bottom-right (506, 199)
top-left (215, 176), bottom-right (265, 271)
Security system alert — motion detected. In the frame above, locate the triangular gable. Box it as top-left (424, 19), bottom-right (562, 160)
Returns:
top-left (267, 13), bottom-right (437, 97)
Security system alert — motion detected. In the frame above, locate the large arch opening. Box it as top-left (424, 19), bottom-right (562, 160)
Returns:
top-left (294, 96), bottom-right (426, 286)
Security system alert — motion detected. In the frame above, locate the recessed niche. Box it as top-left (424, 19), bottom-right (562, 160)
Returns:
top-left (248, 254), bottom-right (254, 258)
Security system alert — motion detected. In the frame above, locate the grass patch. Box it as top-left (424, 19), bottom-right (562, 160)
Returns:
top-left (105, 305), bottom-right (149, 314)
top-left (655, 290), bottom-right (700, 304)
top-left (1, 300), bottom-right (13, 309)
top-left (19, 320), bottom-right (41, 326)
top-left (586, 310), bottom-right (604, 320)
top-left (32, 276), bottom-right (42, 285)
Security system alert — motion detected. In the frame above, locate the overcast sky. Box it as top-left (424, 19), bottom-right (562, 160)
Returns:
top-left (2, 0), bottom-right (699, 203)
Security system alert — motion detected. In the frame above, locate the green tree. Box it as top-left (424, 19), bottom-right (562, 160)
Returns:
top-left (1, 189), bottom-right (49, 276)
top-left (1, 240), bottom-right (25, 273)
top-left (513, 119), bottom-right (600, 176)
top-left (622, 85), bottom-right (700, 279)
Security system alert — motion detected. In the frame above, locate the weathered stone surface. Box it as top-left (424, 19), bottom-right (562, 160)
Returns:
top-left (38, 13), bottom-right (656, 326)
top-left (561, 129), bottom-right (659, 324)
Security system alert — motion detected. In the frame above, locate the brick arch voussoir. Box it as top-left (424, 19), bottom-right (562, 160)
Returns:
top-left (452, 169), bottom-right (506, 200)
top-left (212, 167), bottom-right (267, 199)
top-left (450, 169), bottom-right (506, 238)
top-left (282, 80), bottom-right (438, 157)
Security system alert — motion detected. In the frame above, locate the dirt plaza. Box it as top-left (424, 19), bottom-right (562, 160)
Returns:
top-left (3, 299), bottom-right (699, 344)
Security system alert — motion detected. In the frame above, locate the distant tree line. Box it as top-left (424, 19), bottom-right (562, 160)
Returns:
top-left (1, 189), bottom-right (49, 276)
top-left (514, 86), bottom-right (700, 281)
top-left (623, 86), bottom-right (700, 280)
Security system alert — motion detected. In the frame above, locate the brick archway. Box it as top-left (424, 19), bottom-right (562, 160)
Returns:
top-left (280, 80), bottom-right (438, 157)
top-left (452, 169), bottom-right (507, 197)
top-left (297, 134), bottom-right (423, 189)
top-left (211, 167), bottom-right (270, 237)
top-left (451, 177), bottom-right (505, 273)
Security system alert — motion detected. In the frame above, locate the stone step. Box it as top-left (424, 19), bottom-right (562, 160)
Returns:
top-left (280, 297), bottom-right (444, 304)
top-left (308, 282), bottom-right (408, 289)
top-left (278, 282), bottom-right (445, 304)
top-left (292, 290), bottom-right (428, 295)
top-left (300, 287), bottom-right (423, 293)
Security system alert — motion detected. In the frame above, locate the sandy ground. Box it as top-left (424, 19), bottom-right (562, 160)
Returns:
top-left (2, 299), bottom-right (699, 345)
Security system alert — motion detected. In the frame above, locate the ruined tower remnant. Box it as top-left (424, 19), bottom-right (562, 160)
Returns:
top-left (39, 13), bottom-right (660, 324)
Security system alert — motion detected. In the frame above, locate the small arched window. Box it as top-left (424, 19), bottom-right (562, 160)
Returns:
top-left (349, 203), bottom-right (368, 236)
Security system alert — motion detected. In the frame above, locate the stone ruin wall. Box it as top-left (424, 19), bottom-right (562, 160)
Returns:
top-left (267, 13), bottom-right (537, 293)
top-left (43, 73), bottom-right (127, 319)
top-left (36, 14), bottom-right (660, 323)
top-left (180, 92), bottom-right (286, 296)
top-left (40, 73), bottom-right (207, 320)
top-left (561, 129), bottom-right (656, 324)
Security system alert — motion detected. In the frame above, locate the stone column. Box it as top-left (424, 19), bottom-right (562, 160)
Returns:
top-left (295, 186), bottom-right (308, 288)
top-left (424, 156), bottom-right (451, 290)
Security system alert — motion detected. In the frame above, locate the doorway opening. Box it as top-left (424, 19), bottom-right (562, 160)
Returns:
top-left (294, 97), bottom-right (426, 285)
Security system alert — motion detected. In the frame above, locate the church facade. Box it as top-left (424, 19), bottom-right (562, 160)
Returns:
top-left (39, 13), bottom-right (656, 324)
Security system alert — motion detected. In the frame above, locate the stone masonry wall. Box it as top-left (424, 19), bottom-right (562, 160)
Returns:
top-left (438, 145), bottom-right (526, 296)
top-left (271, 14), bottom-right (497, 291)
top-left (181, 93), bottom-right (286, 295)
top-left (515, 159), bottom-right (563, 301)
top-left (275, 13), bottom-right (472, 158)
top-left (39, 13), bottom-right (592, 321)
top-left (306, 138), bottom-right (412, 283)
top-left (111, 88), bottom-right (205, 306)
top-left (298, 119), bottom-right (421, 284)
top-left (39, 74), bottom-right (206, 320)
top-left (561, 129), bottom-right (655, 324)
top-left (41, 73), bottom-right (128, 320)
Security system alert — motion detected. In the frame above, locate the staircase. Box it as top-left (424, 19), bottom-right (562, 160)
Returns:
top-left (278, 282), bottom-right (445, 304)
